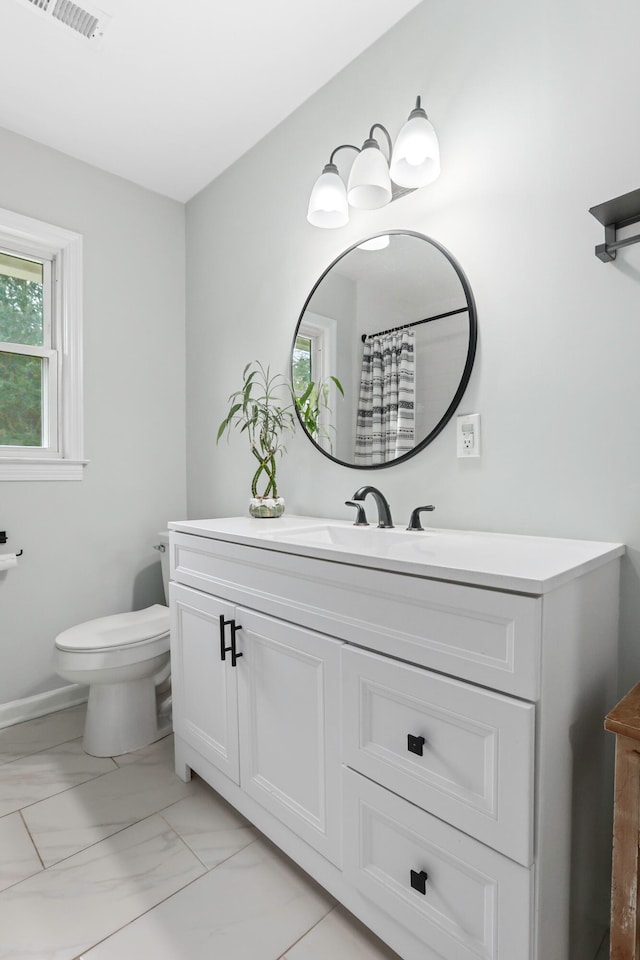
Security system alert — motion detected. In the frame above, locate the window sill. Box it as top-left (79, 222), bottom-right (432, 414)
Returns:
top-left (0, 459), bottom-right (89, 481)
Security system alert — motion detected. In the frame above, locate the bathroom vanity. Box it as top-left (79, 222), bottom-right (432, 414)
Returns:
top-left (168, 516), bottom-right (623, 960)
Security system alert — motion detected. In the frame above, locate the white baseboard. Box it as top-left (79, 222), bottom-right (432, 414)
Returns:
top-left (0, 684), bottom-right (89, 730)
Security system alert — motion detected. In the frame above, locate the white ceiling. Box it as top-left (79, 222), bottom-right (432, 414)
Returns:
top-left (0, 0), bottom-right (422, 202)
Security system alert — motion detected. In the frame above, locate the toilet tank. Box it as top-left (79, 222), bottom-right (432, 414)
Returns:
top-left (157, 531), bottom-right (170, 604)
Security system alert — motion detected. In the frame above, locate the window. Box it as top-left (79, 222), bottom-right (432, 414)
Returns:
top-left (292, 311), bottom-right (340, 454)
top-left (292, 333), bottom-right (314, 396)
top-left (0, 208), bottom-right (84, 480)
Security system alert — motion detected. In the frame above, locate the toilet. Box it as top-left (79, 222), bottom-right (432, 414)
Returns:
top-left (54, 532), bottom-right (172, 757)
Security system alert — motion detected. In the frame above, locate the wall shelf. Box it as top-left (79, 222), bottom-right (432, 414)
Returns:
top-left (589, 188), bottom-right (640, 262)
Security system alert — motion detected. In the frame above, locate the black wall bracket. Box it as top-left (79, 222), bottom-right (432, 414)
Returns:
top-left (0, 531), bottom-right (23, 556)
top-left (589, 188), bottom-right (640, 262)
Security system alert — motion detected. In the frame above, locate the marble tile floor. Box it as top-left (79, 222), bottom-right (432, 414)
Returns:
top-left (0, 705), bottom-right (400, 960)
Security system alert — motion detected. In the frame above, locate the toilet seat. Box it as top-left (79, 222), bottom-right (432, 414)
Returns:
top-left (55, 604), bottom-right (170, 652)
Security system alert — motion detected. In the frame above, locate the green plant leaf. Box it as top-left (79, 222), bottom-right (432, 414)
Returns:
top-left (329, 375), bottom-right (344, 396)
top-left (298, 382), bottom-right (314, 405)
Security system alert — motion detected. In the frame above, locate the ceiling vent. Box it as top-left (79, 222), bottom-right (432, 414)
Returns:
top-left (13, 0), bottom-right (112, 42)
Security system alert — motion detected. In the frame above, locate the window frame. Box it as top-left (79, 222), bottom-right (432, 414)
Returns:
top-left (0, 207), bottom-right (85, 481)
top-left (295, 311), bottom-right (339, 454)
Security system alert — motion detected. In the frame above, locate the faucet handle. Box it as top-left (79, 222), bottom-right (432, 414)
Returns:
top-left (345, 501), bottom-right (370, 526)
top-left (407, 505), bottom-right (435, 531)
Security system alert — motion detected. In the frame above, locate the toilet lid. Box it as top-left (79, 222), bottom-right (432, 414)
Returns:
top-left (55, 604), bottom-right (170, 652)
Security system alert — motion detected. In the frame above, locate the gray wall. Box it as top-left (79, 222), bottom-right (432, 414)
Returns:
top-left (186, 0), bottom-right (640, 691)
top-left (0, 127), bottom-right (187, 704)
top-left (3, 0), bottom-right (638, 707)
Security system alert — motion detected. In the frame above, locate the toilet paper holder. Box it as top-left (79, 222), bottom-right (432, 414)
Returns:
top-left (0, 531), bottom-right (23, 557)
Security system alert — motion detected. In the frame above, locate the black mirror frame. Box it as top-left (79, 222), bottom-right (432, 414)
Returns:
top-left (291, 230), bottom-right (478, 470)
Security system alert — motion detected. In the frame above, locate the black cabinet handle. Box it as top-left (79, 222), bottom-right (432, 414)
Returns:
top-left (219, 615), bottom-right (228, 661)
top-left (410, 869), bottom-right (429, 894)
top-left (407, 734), bottom-right (426, 756)
top-left (229, 621), bottom-right (243, 667)
top-left (219, 615), bottom-right (243, 667)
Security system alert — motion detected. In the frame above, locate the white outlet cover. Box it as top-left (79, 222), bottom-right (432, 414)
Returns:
top-left (456, 413), bottom-right (481, 458)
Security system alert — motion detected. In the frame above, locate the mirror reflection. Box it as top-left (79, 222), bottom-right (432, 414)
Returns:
top-left (292, 231), bottom-right (477, 468)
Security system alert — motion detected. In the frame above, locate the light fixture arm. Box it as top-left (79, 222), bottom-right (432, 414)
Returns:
top-left (328, 143), bottom-right (360, 166)
top-left (368, 123), bottom-right (392, 162)
top-left (409, 95), bottom-right (428, 119)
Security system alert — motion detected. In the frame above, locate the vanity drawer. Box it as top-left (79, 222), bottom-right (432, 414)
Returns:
top-left (342, 646), bottom-right (535, 865)
top-left (170, 533), bottom-right (542, 699)
top-left (343, 768), bottom-right (532, 960)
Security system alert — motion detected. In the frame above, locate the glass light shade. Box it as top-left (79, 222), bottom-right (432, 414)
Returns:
top-left (390, 115), bottom-right (440, 188)
top-left (307, 163), bottom-right (349, 228)
top-left (347, 142), bottom-right (392, 210)
top-left (358, 234), bottom-right (391, 251)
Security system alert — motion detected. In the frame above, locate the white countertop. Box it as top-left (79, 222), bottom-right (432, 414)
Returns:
top-left (168, 515), bottom-right (625, 594)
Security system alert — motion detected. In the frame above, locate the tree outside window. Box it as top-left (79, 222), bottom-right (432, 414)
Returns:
top-left (0, 252), bottom-right (46, 447)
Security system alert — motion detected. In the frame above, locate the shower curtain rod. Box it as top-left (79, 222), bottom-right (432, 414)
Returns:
top-left (361, 306), bottom-right (469, 342)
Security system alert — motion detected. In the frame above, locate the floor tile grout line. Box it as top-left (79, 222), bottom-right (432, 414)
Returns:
top-left (0, 813), bottom-right (209, 950)
top-left (68, 833), bottom-right (263, 959)
top-left (21, 803), bottom-right (195, 873)
top-left (0, 810), bottom-right (47, 895)
top-left (0, 708), bottom-right (88, 766)
top-left (5, 737), bottom-right (179, 822)
top-left (0, 740), bottom-right (82, 767)
top-left (12, 744), bottom-right (190, 867)
top-left (157, 810), bottom-right (260, 873)
top-left (2, 758), bottom-right (121, 821)
top-left (0, 705), bottom-right (84, 735)
top-left (18, 808), bottom-right (45, 871)
top-left (275, 903), bottom-right (337, 960)
top-left (0, 733), bottom-right (89, 766)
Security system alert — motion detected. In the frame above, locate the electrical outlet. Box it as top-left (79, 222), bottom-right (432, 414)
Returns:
top-left (456, 414), bottom-right (481, 458)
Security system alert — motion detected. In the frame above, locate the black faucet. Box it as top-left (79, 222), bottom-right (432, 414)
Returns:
top-left (351, 486), bottom-right (394, 528)
top-left (344, 500), bottom-right (370, 526)
top-left (407, 505), bottom-right (435, 531)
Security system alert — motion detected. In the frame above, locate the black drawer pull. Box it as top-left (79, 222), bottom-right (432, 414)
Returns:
top-left (407, 734), bottom-right (426, 757)
top-left (410, 869), bottom-right (429, 894)
top-left (219, 615), bottom-right (243, 667)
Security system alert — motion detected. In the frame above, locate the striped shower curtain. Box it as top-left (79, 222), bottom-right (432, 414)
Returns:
top-left (355, 329), bottom-right (415, 465)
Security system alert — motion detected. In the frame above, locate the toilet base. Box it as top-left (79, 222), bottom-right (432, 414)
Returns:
top-left (83, 676), bottom-right (172, 757)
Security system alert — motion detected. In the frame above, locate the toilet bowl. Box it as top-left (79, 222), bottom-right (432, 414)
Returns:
top-left (54, 532), bottom-right (172, 757)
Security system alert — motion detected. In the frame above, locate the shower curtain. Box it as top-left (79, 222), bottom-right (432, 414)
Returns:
top-left (355, 329), bottom-right (415, 465)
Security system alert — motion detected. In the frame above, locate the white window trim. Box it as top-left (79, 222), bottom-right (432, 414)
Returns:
top-left (0, 207), bottom-right (86, 481)
top-left (298, 311), bottom-right (338, 453)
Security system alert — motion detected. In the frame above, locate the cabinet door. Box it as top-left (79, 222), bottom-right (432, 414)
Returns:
top-left (236, 608), bottom-right (343, 866)
top-left (170, 582), bottom-right (240, 784)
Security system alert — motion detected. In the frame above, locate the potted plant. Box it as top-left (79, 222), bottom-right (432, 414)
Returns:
top-left (217, 361), bottom-right (296, 518)
top-left (294, 375), bottom-right (344, 455)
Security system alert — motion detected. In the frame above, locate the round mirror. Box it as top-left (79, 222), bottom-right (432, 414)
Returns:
top-left (291, 230), bottom-right (477, 468)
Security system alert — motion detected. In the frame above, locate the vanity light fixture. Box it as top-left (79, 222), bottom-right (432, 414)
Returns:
top-left (358, 235), bottom-right (390, 251)
top-left (307, 96), bottom-right (440, 229)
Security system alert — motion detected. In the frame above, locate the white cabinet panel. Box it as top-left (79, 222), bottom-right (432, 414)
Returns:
top-left (170, 533), bottom-right (542, 699)
top-left (170, 583), bottom-right (240, 784)
top-left (170, 584), bottom-right (343, 868)
top-left (342, 646), bottom-right (535, 865)
top-left (343, 768), bottom-right (532, 960)
top-left (237, 608), bottom-right (343, 866)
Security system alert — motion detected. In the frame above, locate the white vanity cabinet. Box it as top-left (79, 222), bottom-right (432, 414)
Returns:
top-left (170, 581), bottom-right (343, 865)
top-left (168, 517), bottom-right (624, 960)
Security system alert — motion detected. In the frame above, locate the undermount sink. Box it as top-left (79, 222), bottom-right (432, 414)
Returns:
top-left (260, 523), bottom-right (429, 553)
top-left (249, 516), bottom-right (625, 592)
